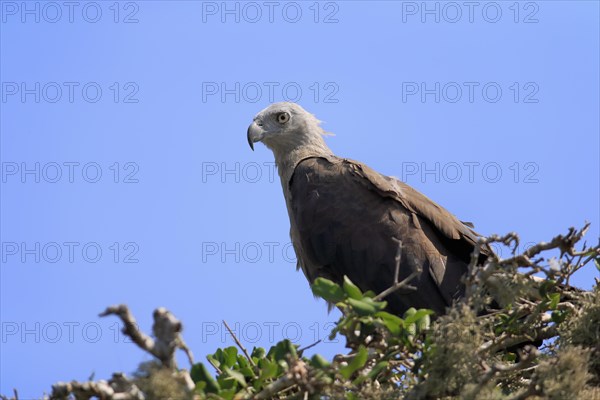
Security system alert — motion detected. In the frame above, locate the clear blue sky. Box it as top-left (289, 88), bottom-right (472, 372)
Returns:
top-left (1, 1), bottom-right (598, 397)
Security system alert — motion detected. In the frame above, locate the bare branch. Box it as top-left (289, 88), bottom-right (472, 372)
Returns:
top-left (253, 374), bottom-right (296, 400)
top-left (480, 325), bottom-right (558, 355)
top-left (392, 238), bottom-right (402, 283)
top-left (49, 373), bottom-right (144, 400)
top-left (99, 305), bottom-right (156, 361)
top-left (375, 239), bottom-right (420, 301)
top-left (223, 319), bottom-right (257, 367)
top-left (99, 305), bottom-right (193, 370)
top-left (465, 346), bottom-right (539, 398)
top-left (298, 339), bottom-right (322, 355)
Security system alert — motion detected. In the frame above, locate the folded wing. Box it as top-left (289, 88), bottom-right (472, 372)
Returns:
top-left (288, 156), bottom-right (488, 315)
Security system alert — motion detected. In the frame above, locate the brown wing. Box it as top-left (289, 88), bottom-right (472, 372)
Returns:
top-left (288, 156), bottom-right (488, 316)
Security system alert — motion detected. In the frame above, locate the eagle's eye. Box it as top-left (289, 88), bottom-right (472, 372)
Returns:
top-left (277, 112), bottom-right (290, 124)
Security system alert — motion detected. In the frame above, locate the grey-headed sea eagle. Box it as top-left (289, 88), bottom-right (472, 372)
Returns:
top-left (247, 102), bottom-right (489, 316)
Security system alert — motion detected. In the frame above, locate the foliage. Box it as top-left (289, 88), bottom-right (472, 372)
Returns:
top-left (184, 225), bottom-right (600, 399)
top-left (185, 276), bottom-right (599, 399)
top-left (6, 225), bottom-right (598, 400)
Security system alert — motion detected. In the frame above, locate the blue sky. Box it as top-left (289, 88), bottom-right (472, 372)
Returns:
top-left (1, 1), bottom-right (599, 397)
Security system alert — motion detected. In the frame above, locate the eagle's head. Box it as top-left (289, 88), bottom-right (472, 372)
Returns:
top-left (247, 102), bottom-right (327, 154)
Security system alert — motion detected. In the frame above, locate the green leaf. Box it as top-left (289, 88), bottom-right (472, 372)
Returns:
top-left (217, 374), bottom-right (236, 390)
top-left (310, 354), bottom-right (331, 369)
top-left (417, 313), bottom-right (431, 331)
top-left (222, 346), bottom-right (238, 368)
top-left (340, 345), bottom-right (368, 379)
top-left (404, 309), bottom-right (434, 325)
top-left (405, 322), bottom-right (416, 337)
top-left (217, 388), bottom-right (236, 400)
top-left (190, 363), bottom-right (220, 393)
top-left (403, 307), bottom-right (417, 319)
top-left (375, 311), bottom-right (404, 336)
top-left (268, 339), bottom-right (297, 362)
top-left (240, 365), bottom-right (256, 379)
top-left (343, 276), bottom-right (363, 300)
top-left (251, 347), bottom-right (266, 359)
top-left (223, 367), bottom-right (247, 388)
top-left (206, 354), bottom-right (220, 370)
top-left (235, 355), bottom-right (256, 378)
top-left (347, 298), bottom-right (377, 316)
top-left (363, 290), bottom-right (377, 298)
top-left (312, 278), bottom-right (345, 303)
top-left (237, 355), bottom-right (249, 369)
top-left (347, 297), bottom-right (387, 316)
top-left (212, 348), bottom-right (225, 366)
top-left (548, 292), bottom-right (560, 310)
top-left (258, 358), bottom-right (279, 379)
top-left (194, 381), bottom-right (206, 392)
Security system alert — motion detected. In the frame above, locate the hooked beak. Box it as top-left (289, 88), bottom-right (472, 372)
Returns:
top-left (247, 122), bottom-right (265, 151)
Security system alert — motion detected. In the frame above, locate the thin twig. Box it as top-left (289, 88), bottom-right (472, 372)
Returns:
top-left (392, 238), bottom-right (402, 283)
top-left (374, 240), bottom-right (419, 301)
top-left (298, 339), bottom-right (322, 355)
top-left (223, 320), bottom-right (257, 367)
top-left (374, 270), bottom-right (419, 301)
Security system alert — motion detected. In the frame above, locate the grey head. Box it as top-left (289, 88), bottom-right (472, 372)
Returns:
top-left (247, 102), bottom-right (329, 156)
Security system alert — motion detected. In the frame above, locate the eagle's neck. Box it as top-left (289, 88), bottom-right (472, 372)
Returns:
top-left (264, 124), bottom-right (332, 186)
top-left (273, 142), bottom-right (332, 189)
